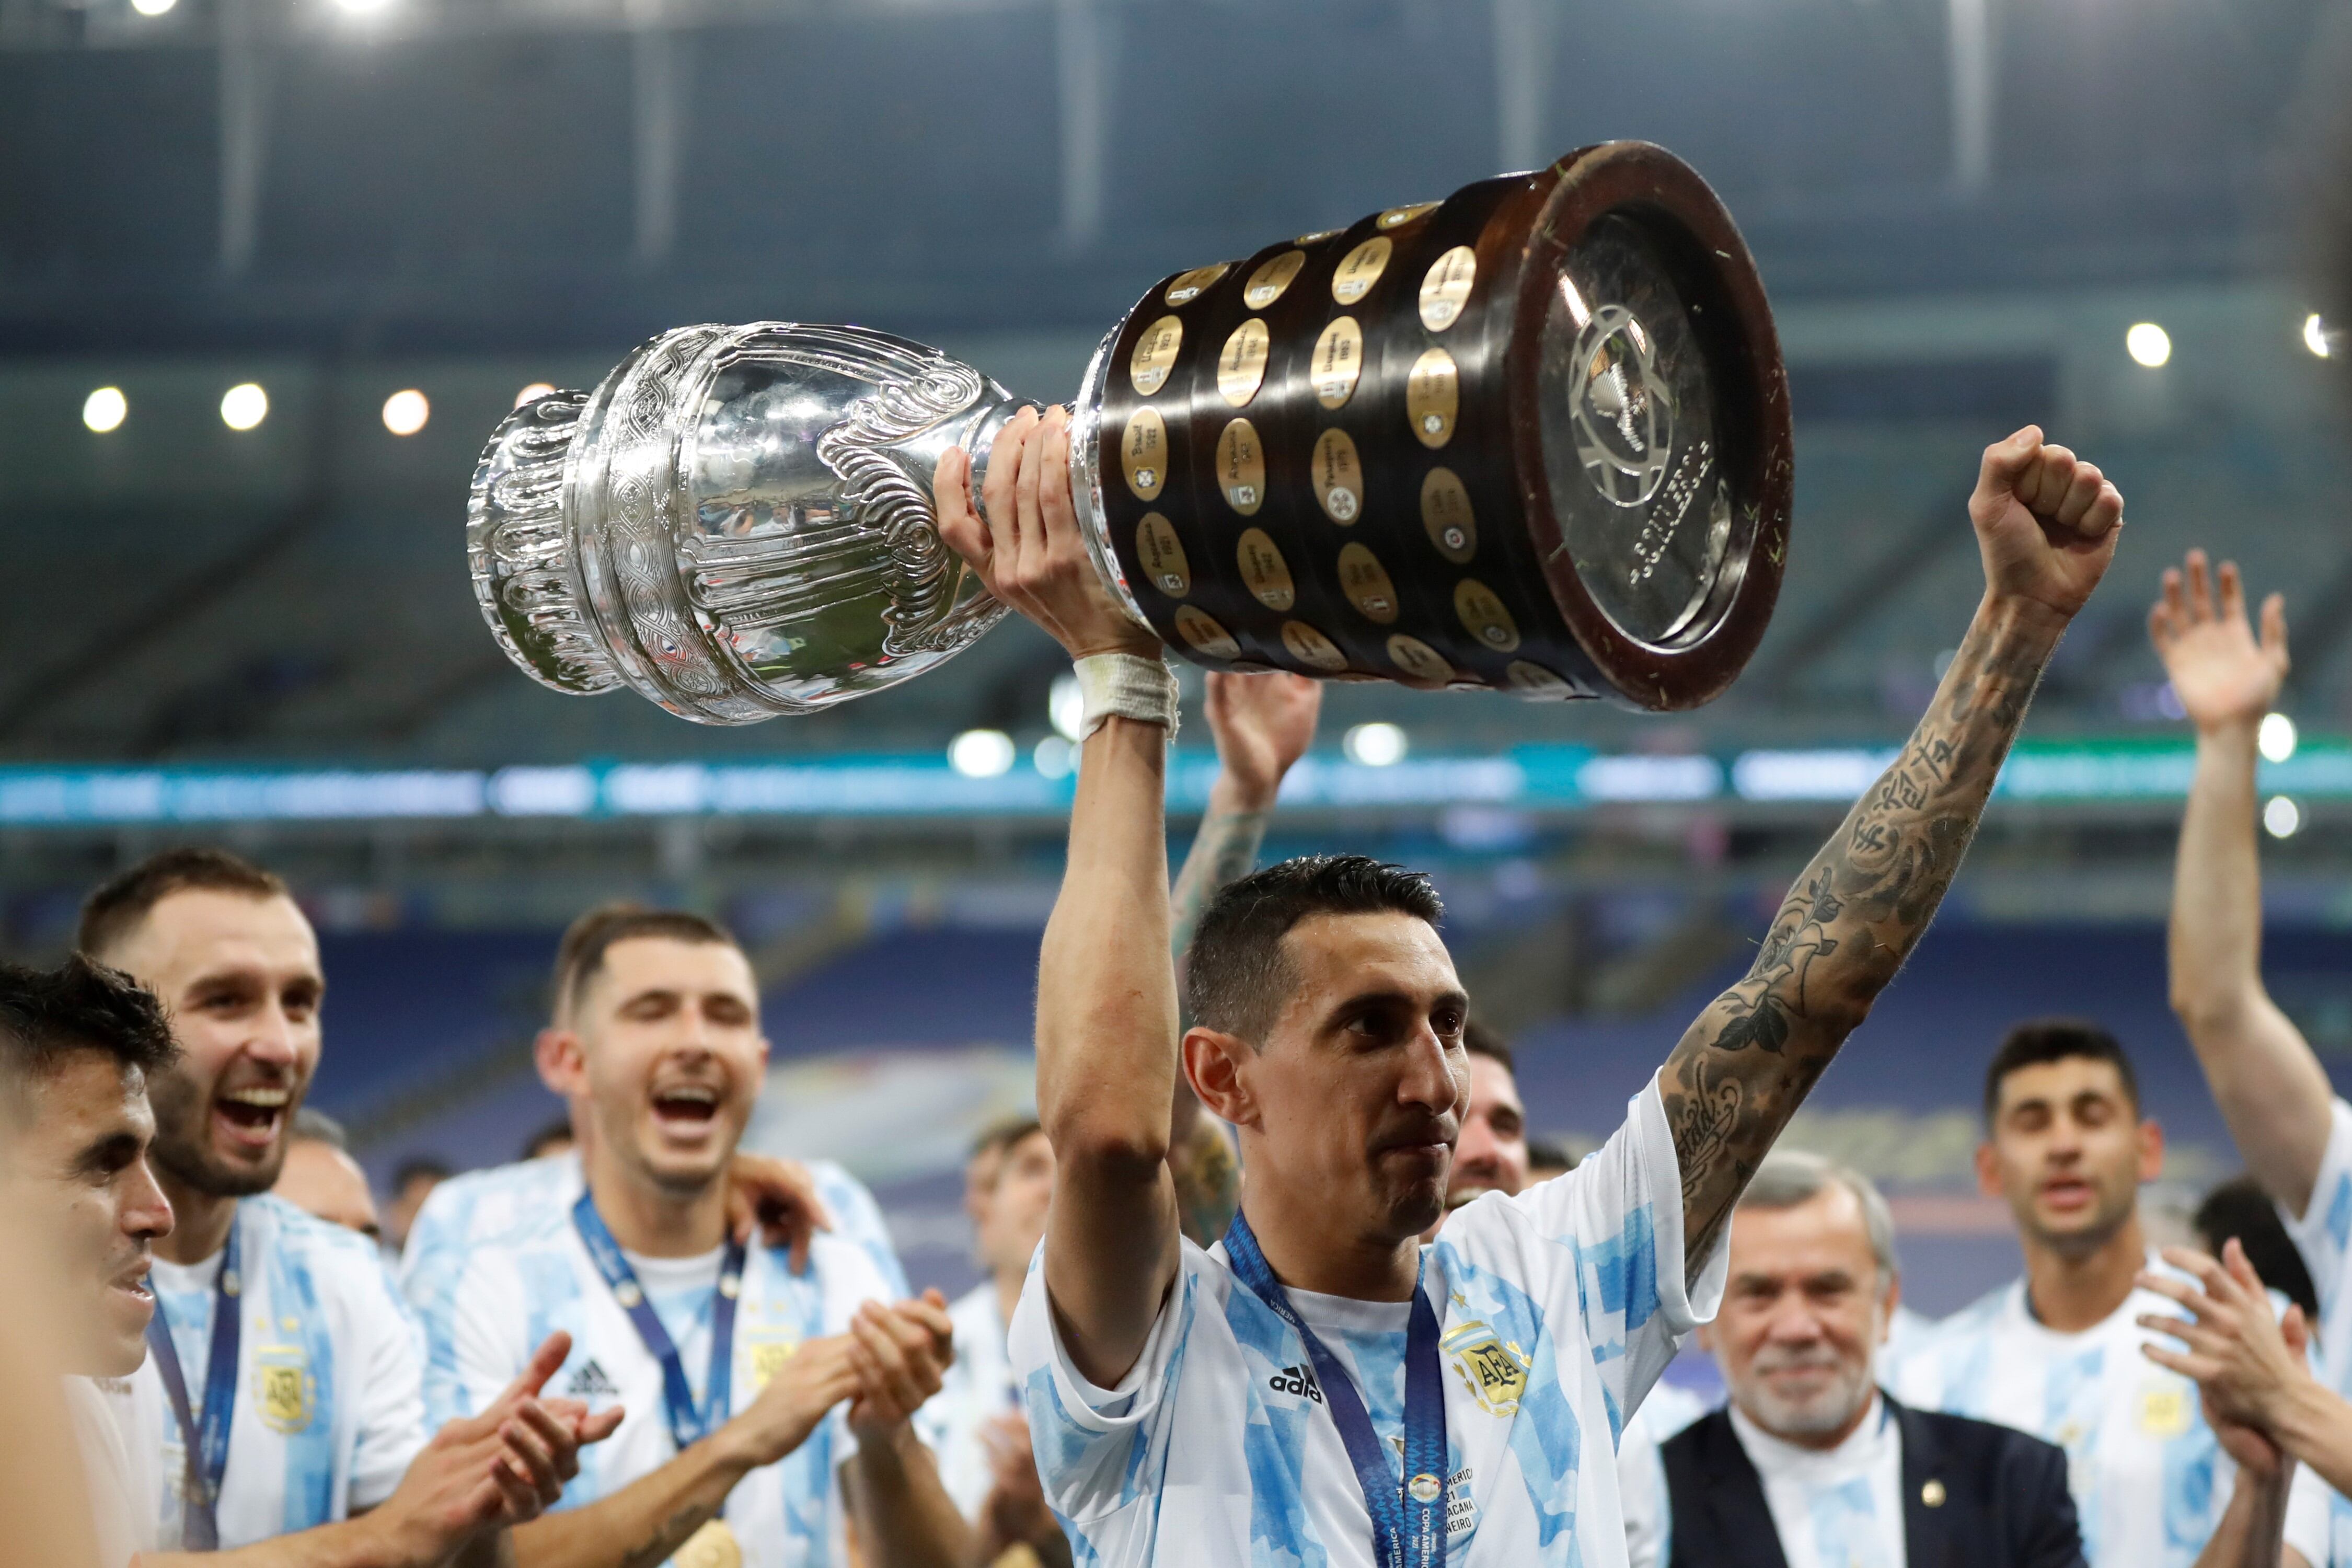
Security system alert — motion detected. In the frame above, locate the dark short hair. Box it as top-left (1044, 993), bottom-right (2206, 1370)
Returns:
top-left (1462, 1018), bottom-right (1514, 1075)
top-left (0, 954), bottom-right (180, 1108)
top-left (2197, 1174), bottom-right (2320, 1321)
top-left (1983, 1018), bottom-right (2140, 1126)
top-left (292, 1106), bottom-right (350, 1151)
top-left (1183, 855), bottom-right (1445, 1045)
top-left (393, 1156), bottom-right (453, 1190)
top-left (1525, 1135), bottom-right (1577, 1175)
top-left (970, 1114), bottom-right (1043, 1163)
top-left (520, 1117), bottom-right (575, 1161)
top-left (554, 902), bottom-right (739, 1017)
top-left (78, 846), bottom-right (290, 960)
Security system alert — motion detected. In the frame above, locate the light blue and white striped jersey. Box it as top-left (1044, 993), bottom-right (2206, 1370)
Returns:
top-left (401, 1174), bottom-right (899, 1568)
top-left (2277, 1095), bottom-right (2352, 1566)
top-left (398, 1150), bottom-right (908, 1324)
top-left (1891, 1255), bottom-right (2326, 1568)
top-left (108, 1194), bottom-right (430, 1550)
top-left (1011, 1076), bottom-right (1727, 1567)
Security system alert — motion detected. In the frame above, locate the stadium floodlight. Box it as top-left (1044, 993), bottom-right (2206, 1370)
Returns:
top-left (130, 0), bottom-right (178, 15)
top-left (382, 388), bottom-right (430, 436)
top-left (333, 0), bottom-right (395, 12)
top-left (949, 728), bottom-right (1016, 779)
top-left (1033, 736), bottom-right (1074, 779)
top-left (1048, 674), bottom-right (1084, 742)
top-left (2264, 795), bottom-right (2302, 839)
top-left (2126, 322), bottom-right (2172, 368)
top-left (2307, 314), bottom-right (2335, 360)
top-left (1344, 722), bottom-right (1408, 768)
top-left (220, 382), bottom-right (269, 431)
top-left (514, 383), bottom-right (556, 408)
top-left (82, 386), bottom-right (128, 433)
top-left (2258, 712), bottom-right (2298, 765)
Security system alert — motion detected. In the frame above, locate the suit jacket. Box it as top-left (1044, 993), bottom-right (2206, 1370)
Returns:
top-left (1658, 1390), bottom-right (2085, 1568)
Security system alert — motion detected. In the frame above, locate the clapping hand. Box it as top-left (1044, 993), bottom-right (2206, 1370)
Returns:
top-left (2137, 1238), bottom-right (2312, 1469)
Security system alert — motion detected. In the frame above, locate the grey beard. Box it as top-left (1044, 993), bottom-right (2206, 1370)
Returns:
top-left (1737, 1356), bottom-right (1875, 1440)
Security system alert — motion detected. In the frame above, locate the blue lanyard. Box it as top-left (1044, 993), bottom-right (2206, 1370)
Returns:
top-left (1223, 1210), bottom-right (1448, 1568)
top-left (571, 1194), bottom-right (746, 1449)
top-left (145, 1210), bottom-right (243, 1552)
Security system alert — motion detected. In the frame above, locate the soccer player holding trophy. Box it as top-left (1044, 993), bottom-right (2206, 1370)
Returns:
top-left (930, 399), bottom-right (2120, 1564)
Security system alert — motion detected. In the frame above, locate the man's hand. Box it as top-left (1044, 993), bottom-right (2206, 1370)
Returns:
top-left (843, 1292), bottom-right (954, 1442)
top-left (717, 1334), bottom-right (862, 1469)
top-left (2150, 550), bottom-right (2290, 734)
top-left (372, 1333), bottom-right (625, 1562)
top-left (2138, 1240), bottom-right (2311, 1435)
top-left (977, 1413), bottom-right (1069, 1564)
top-left (724, 1152), bottom-right (834, 1274)
top-left (1970, 424), bottom-right (2124, 624)
top-left (1202, 672), bottom-right (1321, 805)
top-left (937, 406), bottom-right (1159, 661)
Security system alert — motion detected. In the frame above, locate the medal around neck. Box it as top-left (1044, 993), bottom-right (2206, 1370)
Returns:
top-left (467, 142), bottom-right (1790, 721)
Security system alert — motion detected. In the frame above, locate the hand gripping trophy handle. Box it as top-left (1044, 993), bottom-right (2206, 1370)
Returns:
top-left (467, 142), bottom-right (1794, 725)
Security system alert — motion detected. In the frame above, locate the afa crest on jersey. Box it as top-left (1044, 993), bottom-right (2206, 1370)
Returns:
top-left (252, 1345), bottom-right (317, 1435)
top-left (1442, 1321), bottom-right (1530, 1417)
top-left (746, 1336), bottom-right (800, 1392)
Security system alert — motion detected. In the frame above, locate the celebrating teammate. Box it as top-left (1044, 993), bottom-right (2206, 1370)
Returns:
top-left (401, 902), bottom-right (966, 1568)
top-left (2154, 551), bottom-right (2352, 1555)
top-left (935, 407), bottom-right (2122, 1563)
top-left (77, 849), bottom-right (618, 1564)
top-left (1891, 1020), bottom-right (2325, 1566)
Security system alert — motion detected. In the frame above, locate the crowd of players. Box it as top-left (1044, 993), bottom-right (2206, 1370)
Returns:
top-left (2, 421), bottom-right (2349, 1567)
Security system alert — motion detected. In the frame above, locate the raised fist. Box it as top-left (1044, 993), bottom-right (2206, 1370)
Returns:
top-left (1968, 426), bottom-right (2124, 624)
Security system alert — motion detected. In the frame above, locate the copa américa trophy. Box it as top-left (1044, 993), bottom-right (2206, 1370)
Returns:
top-left (466, 141), bottom-right (1792, 724)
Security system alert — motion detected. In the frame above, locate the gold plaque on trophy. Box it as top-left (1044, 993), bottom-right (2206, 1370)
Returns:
top-left (1311, 317), bottom-right (1365, 408)
top-left (1236, 528), bottom-right (1296, 610)
top-left (1128, 316), bottom-right (1183, 396)
top-left (1418, 246), bottom-right (1477, 332)
top-left (1243, 250), bottom-right (1308, 308)
top-left (1331, 237), bottom-right (1392, 305)
top-left (1165, 263), bottom-right (1230, 305)
top-left (1406, 348), bottom-right (1459, 448)
top-left (1175, 605), bottom-right (1240, 659)
top-left (1280, 620), bottom-right (1349, 671)
top-left (1454, 579), bottom-right (1521, 652)
top-left (1420, 468), bottom-right (1477, 562)
top-left (1311, 429), bottom-right (1364, 524)
top-left (1136, 513), bottom-right (1190, 598)
top-left (1217, 319), bottom-right (1272, 407)
top-left (1121, 408), bottom-right (1168, 499)
top-left (1339, 543), bottom-right (1401, 625)
top-left (1214, 419), bottom-right (1265, 515)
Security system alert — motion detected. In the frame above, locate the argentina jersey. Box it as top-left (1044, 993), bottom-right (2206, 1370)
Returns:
top-left (1010, 1075), bottom-right (1728, 1567)
top-left (914, 1284), bottom-right (1017, 1520)
top-left (2278, 1096), bottom-right (2352, 1566)
top-left (111, 1193), bottom-right (430, 1549)
top-left (1890, 1258), bottom-right (2329, 1568)
top-left (400, 1150), bottom-right (907, 1329)
top-left (401, 1186), bottom-right (898, 1568)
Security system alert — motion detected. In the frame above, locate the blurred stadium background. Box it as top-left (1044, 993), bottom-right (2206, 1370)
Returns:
top-left (5, 0), bottom-right (2352, 1312)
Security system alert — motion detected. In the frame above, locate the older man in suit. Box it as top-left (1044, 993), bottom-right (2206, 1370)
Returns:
top-left (1618, 1150), bottom-right (2088, 1568)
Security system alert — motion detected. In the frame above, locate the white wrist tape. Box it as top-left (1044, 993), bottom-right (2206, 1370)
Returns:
top-left (1074, 653), bottom-right (1180, 742)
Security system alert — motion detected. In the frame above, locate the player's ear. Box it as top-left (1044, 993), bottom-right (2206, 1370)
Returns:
top-left (2136, 1116), bottom-right (2164, 1183)
top-left (1184, 1027), bottom-right (1255, 1130)
top-left (538, 1027), bottom-right (589, 1097)
top-left (1973, 1139), bottom-right (2001, 1200)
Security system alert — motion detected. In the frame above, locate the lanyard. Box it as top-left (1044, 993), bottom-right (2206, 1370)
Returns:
top-left (571, 1193), bottom-right (746, 1449)
top-left (145, 1210), bottom-right (243, 1552)
top-left (1223, 1210), bottom-right (1448, 1568)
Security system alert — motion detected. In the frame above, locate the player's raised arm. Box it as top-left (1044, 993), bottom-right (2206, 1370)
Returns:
top-left (937, 406), bottom-right (1185, 1390)
top-left (1660, 426), bottom-right (2123, 1271)
top-left (1166, 670), bottom-right (1322, 1244)
top-left (2150, 552), bottom-right (2332, 1215)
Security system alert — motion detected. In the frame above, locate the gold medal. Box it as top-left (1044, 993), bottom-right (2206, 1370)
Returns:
top-left (675, 1519), bottom-right (744, 1568)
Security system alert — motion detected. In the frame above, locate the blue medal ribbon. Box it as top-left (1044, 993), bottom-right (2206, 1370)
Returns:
top-left (144, 1209), bottom-right (243, 1552)
top-left (571, 1193), bottom-right (746, 1449)
top-left (1223, 1210), bottom-right (1448, 1568)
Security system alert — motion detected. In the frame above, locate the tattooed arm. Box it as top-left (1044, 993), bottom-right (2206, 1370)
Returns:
top-left (1168, 671), bottom-right (1322, 1243)
top-left (1659, 427), bottom-right (2124, 1272)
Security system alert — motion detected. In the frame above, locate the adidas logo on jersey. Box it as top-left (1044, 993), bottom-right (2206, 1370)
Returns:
top-left (565, 1359), bottom-right (619, 1399)
top-left (1267, 1364), bottom-right (1323, 1403)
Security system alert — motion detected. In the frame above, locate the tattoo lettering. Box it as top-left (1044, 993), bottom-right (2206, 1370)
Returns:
top-left (1657, 608), bottom-right (2052, 1274)
top-left (620, 1503), bottom-right (720, 1568)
